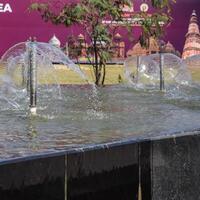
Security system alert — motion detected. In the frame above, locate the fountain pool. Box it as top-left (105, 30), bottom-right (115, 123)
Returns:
top-left (0, 84), bottom-right (200, 160)
top-left (0, 43), bottom-right (200, 200)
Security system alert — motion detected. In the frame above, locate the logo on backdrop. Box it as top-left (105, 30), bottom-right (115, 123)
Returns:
top-left (0, 2), bottom-right (12, 13)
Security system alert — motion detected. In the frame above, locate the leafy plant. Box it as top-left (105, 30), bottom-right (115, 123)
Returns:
top-left (30, 0), bottom-right (176, 86)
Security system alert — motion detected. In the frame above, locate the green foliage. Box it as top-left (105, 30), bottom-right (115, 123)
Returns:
top-left (29, 3), bottom-right (48, 11)
top-left (29, 0), bottom-right (176, 85)
top-left (151, 0), bottom-right (176, 11)
top-left (30, 0), bottom-right (132, 86)
top-left (137, 0), bottom-right (175, 47)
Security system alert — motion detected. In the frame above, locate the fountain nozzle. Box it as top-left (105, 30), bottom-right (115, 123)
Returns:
top-left (30, 106), bottom-right (37, 116)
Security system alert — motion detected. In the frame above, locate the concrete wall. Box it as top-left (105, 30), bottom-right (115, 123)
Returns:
top-left (152, 134), bottom-right (200, 200)
top-left (0, 133), bottom-right (200, 200)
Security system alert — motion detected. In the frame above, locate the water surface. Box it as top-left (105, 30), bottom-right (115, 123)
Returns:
top-left (0, 85), bottom-right (200, 160)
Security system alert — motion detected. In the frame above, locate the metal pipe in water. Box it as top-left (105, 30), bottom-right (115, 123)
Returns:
top-left (29, 40), bottom-right (37, 115)
top-left (26, 39), bottom-right (31, 93)
top-left (159, 53), bottom-right (165, 91)
top-left (26, 63), bottom-right (30, 94)
top-left (136, 56), bottom-right (141, 84)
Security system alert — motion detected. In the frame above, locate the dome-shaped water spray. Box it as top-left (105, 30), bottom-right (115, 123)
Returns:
top-left (125, 53), bottom-right (191, 90)
top-left (185, 54), bottom-right (200, 68)
top-left (0, 38), bottom-right (89, 115)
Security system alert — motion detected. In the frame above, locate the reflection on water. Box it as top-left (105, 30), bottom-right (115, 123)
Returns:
top-left (0, 85), bottom-right (200, 160)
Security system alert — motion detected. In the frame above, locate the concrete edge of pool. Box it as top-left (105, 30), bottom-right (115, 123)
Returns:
top-left (1, 129), bottom-right (200, 200)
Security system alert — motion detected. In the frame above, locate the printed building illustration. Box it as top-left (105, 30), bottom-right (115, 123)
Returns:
top-left (111, 33), bottom-right (125, 60)
top-left (127, 38), bottom-right (180, 57)
top-left (46, 4), bottom-right (200, 61)
top-left (182, 10), bottom-right (200, 59)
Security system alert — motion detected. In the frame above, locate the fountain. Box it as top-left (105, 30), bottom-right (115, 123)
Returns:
top-left (185, 55), bottom-right (200, 68)
top-left (125, 53), bottom-right (192, 90)
top-left (0, 44), bottom-right (200, 200)
top-left (0, 38), bottom-right (89, 116)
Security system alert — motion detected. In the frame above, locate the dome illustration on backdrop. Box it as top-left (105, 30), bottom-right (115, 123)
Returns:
top-left (49, 34), bottom-right (61, 48)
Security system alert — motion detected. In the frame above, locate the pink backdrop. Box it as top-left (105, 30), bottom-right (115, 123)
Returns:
top-left (0, 0), bottom-right (199, 56)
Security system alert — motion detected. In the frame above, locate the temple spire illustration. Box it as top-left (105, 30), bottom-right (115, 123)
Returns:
top-left (182, 10), bottom-right (200, 59)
